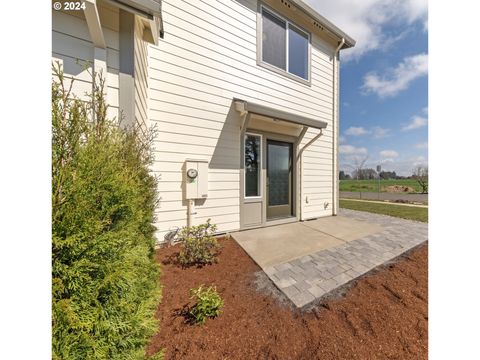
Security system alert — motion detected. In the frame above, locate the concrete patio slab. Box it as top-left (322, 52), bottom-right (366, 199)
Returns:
top-left (232, 214), bottom-right (383, 268)
top-left (232, 222), bottom-right (344, 268)
top-left (232, 209), bottom-right (428, 309)
top-left (302, 215), bottom-right (383, 242)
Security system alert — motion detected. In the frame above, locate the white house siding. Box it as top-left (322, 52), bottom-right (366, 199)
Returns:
top-left (149, 0), bottom-right (338, 240)
top-left (134, 17), bottom-right (150, 133)
top-left (52, 5), bottom-right (120, 120)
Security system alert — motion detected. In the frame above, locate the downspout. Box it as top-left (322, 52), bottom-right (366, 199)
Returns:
top-left (332, 38), bottom-right (345, 216)
top-left (297, 129), bottom-right (323, 221)
top-left (234, 100), bottom-right (250, 229)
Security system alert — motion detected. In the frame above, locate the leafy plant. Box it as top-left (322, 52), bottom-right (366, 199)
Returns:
top-left (412, 166), bottom-right (428, 194)
top-left (51, 62), bottom-right (161, 360)
top-left (177, 219), bottom-right (220, 266)
top-left (189, 285), bottom-right (224, 325)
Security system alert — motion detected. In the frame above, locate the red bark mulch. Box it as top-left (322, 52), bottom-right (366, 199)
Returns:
top-left (147, 238), bottom-right (428, 360)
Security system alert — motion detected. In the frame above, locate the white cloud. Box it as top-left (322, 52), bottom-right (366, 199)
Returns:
top-left (339, 145), bottom-right (368, 155)
top-left (403, 115), bottom-right (428, 131)
top-left (402, 0), bottom-right (428, 23)
top-left (415, 141), bottom-right (428, 149)
top-left (362, 53), bottom-right (428, 98)
top-left (380, 150), bottom-right (399, 158)
top-left (345, 126), bottom-right (370, 136)
top-left (372, 126), bottom-right (390, 139)
top-left (379, 157), bottom-right (427, 176)
top-left (413, 156), bottom-right (427, 167)
top-left (304, 0), bottom-right (428, 61)
top-left (339, 135), bottom-right (346, 144)
top-left (344, 126), bottom-right (391, 138)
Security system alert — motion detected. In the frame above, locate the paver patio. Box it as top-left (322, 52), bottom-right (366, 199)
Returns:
top-left (232, 209), bottom-right (428, 308)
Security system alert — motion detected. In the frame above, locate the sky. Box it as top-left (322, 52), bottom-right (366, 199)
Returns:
top-left (305, 0), bottom-right (428, 176)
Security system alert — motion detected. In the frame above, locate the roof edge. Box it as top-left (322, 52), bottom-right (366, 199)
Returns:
top-left (288, 0), bottom-right (356, 49)
top-left (111, 0), bottom-right (161, 18)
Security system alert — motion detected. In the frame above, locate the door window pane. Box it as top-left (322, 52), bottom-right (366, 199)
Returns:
top-left (262, 9), bottom-right (286, 70)
top-left (268, 142), bottom-right (290, 206)
top-left (245, 135), bottom-right (261, 197)
top-left (288, 24), bottom-right (309, 79)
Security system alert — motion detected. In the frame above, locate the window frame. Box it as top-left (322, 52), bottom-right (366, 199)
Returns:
top-left (257, 4), bottom-right (311, 85)
top-left (244, 132), bottom-right (263, 199)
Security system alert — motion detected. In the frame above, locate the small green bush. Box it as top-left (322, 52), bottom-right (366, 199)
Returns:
top-left (177, 219), bottom-right (220, 266)
top-left (189, 285), bottom-right (224, 325)
top-left (52, 63), bottom-right (161, 360)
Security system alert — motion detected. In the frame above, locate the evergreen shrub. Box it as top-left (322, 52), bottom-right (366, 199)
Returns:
top-left (52, 63), bottom-right (162, 360)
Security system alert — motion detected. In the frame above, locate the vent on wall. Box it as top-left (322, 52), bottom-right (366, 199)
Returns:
top-left (280, 0), bottom-right (292, 9)
top-left (313, 21), bottom-right (325, 31)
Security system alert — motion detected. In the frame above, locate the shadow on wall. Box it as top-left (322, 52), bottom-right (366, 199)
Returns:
top-left (177, 101), bottom-right (242, 219)
top-left (209, 101), bottom-right (242, 171)
top-left (52, 54), bottom-right (93, 77)
top-left (235, 0), bottom-right (257, 15)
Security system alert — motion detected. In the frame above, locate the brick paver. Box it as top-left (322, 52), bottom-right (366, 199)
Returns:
top-left (262, 209), bottom-right (428, 308)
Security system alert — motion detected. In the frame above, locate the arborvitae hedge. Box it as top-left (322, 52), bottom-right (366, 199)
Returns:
top-left (52, 63), bottom-right (162, 360)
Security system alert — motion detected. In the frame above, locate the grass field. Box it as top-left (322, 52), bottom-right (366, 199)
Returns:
top-left (340, 179), bottom-right (423, 193)
top-left (339, 199), bottom-right (428, 222)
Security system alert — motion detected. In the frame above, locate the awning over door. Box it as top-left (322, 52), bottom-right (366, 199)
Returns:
top-left (233, 98), bottom-right (327, 130)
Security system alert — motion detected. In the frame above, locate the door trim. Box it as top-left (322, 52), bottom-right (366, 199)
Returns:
top-left (240, 128), bottom-right (300, 229)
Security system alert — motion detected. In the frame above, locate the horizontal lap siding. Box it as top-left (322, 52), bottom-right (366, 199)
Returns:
top-left (52, 8), bottom-right (120, 120)
top-left (150, 0), bottom-right (336, 240)
top-left (302, 127), bottom-right (334, 219)
top-left (134, 18), bottom-right (150, 132)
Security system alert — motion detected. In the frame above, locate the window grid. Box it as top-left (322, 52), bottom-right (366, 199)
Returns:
top-left (260, 5), bottom-right (310, 82)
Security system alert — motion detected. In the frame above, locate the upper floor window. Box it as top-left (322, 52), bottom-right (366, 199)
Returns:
top-left (260, 6), bottom-right (310, 82)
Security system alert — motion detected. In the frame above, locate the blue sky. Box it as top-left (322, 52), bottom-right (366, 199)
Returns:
top-left (305, 0), bottom-right (428, 176)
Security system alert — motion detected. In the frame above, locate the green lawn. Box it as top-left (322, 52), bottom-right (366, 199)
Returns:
top-left (340, 179), bottom-right (423, 193)
top-left (340, 199), bottom-right (428, 222)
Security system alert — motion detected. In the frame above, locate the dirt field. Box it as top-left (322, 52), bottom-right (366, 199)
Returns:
top-left (147, 238), bottom-right (428, 360)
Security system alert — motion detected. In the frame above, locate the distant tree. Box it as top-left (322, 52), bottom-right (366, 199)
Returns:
top-left (364, 168), bottom-right (377, 180)
top-left (379, 170), bottom-right (397, 180)
top-left (339, 170), bottom-right (346, 180)
top-left (353, 168), bottom-right (376, 180)
top-left (412, 166), bottom-right (428, 193)
top-left (345, 173), bottom-right (351, 180)
top-left (351, 169), bottom-right (361, 180)
top-left (350, 156), bottom-right (369, 180)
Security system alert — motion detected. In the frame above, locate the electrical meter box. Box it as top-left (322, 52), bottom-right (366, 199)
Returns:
top-left (185, 159), bottom-right (208, 199)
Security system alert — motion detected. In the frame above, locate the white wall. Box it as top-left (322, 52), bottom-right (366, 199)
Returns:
top-left (149, 0), bottom-right (338, 240)
top-left (52, 5), bottom-right (120, 120)
top-left (134, 17), bottom-right (150, 133)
